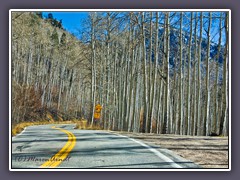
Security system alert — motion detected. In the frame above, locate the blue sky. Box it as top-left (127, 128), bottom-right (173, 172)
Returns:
top-left (42, 12), bottom-right (88, 36)
top-left (42, 11), bottom-right (226, 45)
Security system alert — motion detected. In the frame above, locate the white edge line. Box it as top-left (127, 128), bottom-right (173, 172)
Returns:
top-left (109, 132), bottom-right (182, 168)
top-left (9, 129), bottom-right (230, 171)
top-left (12, 127), bottom-right (27, 139)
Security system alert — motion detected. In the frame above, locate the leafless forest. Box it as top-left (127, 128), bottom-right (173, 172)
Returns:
top-left (11, 11), bottom-right (229, 136)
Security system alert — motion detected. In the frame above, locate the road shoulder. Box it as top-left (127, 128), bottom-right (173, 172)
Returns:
top-left (110, 131), bottom-right (228, 169)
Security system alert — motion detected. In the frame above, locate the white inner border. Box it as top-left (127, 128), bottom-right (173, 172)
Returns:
top-left (9, 9), bottom-right (231, 172)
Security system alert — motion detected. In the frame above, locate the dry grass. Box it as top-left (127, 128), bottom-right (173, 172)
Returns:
top-left (74, 119), bottom-right (103, 130)
top-left (74, 120), bottom-right (87, 129)
top-left (86, 124), bottom-right (103, 130)
top-left (12, 120), bottom-right (76, 137)
top-left (12, 117), bottom-right (104, 137)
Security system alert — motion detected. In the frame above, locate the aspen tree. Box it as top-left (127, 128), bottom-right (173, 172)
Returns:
top-left (219, 12), bottom-right (229, 136)
top-left (212, 13), bottom-right (222, 134)
top-left (197, 12), bottom-right (203, 136)
top-left (149, 12), bottom-right (159, 133)
top-left (204, 12), bottom-right (211, 136)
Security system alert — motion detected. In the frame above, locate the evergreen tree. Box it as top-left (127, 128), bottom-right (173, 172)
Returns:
top-left (36, 12), bottom-right (43, 18)
top-left (60, 33), bottom-right (67, 46)
top-left (51, 28), bottom-right (59, 46)
top-left (48, 13), bottom-right (53, 20)
top-left (58, 19), bottom-right (63, 29)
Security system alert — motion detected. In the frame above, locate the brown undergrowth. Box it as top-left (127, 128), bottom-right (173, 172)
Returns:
top-left (74, 119), bottom-right (103, 130)
top-left (12, 118), bottom-right (103, 136)
top-left (11, 120), bottom-right (77, 136)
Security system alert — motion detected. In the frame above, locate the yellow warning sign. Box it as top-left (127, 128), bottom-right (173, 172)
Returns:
top-left (94, 113), bottom-right (101, 119)
top-left (94, 104), bottom-right (102, 119)
top-left (95, 104), bottom-right (102, 110)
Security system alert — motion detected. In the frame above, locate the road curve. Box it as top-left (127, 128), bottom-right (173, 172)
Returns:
top-left (40, 126), bottom-right (76, 168)
top-left (11, 124), bottom-right (201, 169)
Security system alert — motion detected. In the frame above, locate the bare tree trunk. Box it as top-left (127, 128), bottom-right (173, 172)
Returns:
top-left (149, 12), bottom-right (158, 133)
top-left (148, 12), bottom-right (153, 133)
top-left (112, 42), bottom-right (118, 130)
top-left (213, 13), bottom-right (222, 134)
top-left (141, 12), bottom-right (149, 133)
top-left (121, 41), bottom-right (128, 130)
top-left (127, 13), bottom-right (134, 132)
top-left (173, 61), bottom-right (178, 134)
top-left (204, 12), bottom-right (212, 136)
top-left (219, 12), bottom-right (229, 136)
top-left (179, 12), bottom-right (184, 135)
top-left (186, 12), bottom-right (193, 135)
top-left (162, 12), bottom-right (170, 134)
top-left (90, 13), bottom-right (97, 126)
top-left (193, 12), bottom-right (198, 135)
top-left (130, 44), bottom-right (139, 132)
top-left (106, 13), bottom-right (112, 130)
top-left (118, 44), bottom-right (125, 130)
top-left (197, 12), bottom-right (203, 136)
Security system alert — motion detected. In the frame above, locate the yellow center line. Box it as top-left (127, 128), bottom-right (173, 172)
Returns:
top-left (40, 126), bottom-right (76, 168)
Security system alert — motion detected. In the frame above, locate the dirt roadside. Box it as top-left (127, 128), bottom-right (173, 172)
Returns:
top-left (113, 131), bottom-right (229, 169)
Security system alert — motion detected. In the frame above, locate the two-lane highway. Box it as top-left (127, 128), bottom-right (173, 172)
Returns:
top-left (11, 124), bottom-right (201, 169)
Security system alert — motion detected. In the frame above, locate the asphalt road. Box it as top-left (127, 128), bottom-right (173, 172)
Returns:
top-left (11, 124), bottom-right (201, 169)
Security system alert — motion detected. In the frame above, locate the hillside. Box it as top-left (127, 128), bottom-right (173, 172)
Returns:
top-left (12, 12), bottom-right (90, 125)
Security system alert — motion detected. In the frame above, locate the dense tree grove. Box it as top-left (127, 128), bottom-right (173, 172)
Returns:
top-left (12, 12), bottom-right (89, 123)
top-left (11, 11), bottom-right (229, 136)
